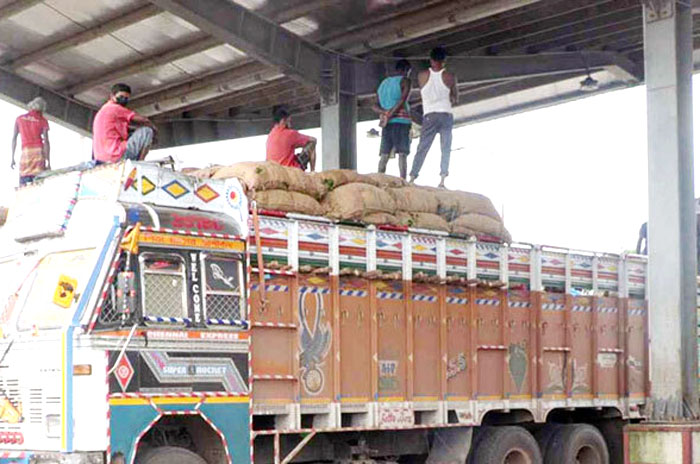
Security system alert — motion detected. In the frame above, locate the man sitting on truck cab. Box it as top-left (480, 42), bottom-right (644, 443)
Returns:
top-left (266, 107), bottom-right (317, 171)
top-left (93, 83), bottom-right (156, 164)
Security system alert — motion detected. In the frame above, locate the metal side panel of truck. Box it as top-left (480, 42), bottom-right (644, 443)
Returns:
top-left (0, 161), bottom-right (648, 464)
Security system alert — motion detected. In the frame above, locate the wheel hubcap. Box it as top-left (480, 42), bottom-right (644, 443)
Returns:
top-left (575, 445), bottom-right (599, 464)
top-left (504, 447), bottom-right (531, 464)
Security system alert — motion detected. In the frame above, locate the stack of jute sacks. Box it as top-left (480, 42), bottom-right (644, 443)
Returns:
top-left (187, 161), bottom-right (510, 242)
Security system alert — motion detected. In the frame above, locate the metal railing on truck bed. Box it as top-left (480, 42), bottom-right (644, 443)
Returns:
top-left (247, 212), bottom-right (648, 433)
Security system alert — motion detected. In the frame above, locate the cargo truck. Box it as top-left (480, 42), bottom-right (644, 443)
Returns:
top-left (0, 162), bottom-right (648, 463)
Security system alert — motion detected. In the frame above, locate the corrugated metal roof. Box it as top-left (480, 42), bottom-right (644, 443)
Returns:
top-left (0, 0), bottom-right (696, 147)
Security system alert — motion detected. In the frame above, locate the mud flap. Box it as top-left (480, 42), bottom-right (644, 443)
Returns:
top-left (426, 427), bottom-right (473, 464)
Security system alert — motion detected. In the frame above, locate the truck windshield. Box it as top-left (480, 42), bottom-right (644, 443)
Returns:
top-left (16, 248), bottom-right (96, 331)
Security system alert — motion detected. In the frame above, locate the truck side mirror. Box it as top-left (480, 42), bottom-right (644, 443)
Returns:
top-left (116, 271), bottom-right (137, 319)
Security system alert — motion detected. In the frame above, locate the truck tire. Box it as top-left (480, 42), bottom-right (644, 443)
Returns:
top-left (595, 419), bottom-right (623, 464)
top-left (534, 423), bottom-right (564, 455)
top-left (541, 424), bottom-right (609, 464)
top-left (137, 446), bottom-right (207, 464)
top-left (467, 426), bottom-right (542, 464)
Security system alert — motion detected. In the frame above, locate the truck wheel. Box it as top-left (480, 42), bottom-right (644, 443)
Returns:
top-left (595, 419), bottom-right (623, 464)
top-left (467, 426), bottom-right (542, 464)
top-left (534, 424), bottom-right (564, 455)
top-left (137, 446), bottom-right (207, 464)
top-left (541, 424), bottom-right (609, 464)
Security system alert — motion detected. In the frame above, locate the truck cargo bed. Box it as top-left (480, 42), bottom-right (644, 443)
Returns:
top-left (247, 213), bottom-right (648, 433)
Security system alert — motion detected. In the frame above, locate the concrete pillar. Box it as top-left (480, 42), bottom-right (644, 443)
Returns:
top-left (321, 93), bottom-right (357, 171)
top-left (643, 0), bottom-right (698, 420)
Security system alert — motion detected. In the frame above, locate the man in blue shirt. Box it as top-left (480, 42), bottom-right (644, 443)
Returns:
top-left (373, 59), bottom-right (412, 179)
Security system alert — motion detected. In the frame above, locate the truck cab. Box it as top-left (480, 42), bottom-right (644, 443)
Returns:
top-left (0, 162), bottom-right (251, 464)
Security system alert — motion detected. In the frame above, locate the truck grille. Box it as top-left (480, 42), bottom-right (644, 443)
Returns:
top-left (143, 273), bottom-right (187, 322)
top-left (206, 293), bottom-right (243, 321)
top-left (98, 285), bottom-right (121, 325)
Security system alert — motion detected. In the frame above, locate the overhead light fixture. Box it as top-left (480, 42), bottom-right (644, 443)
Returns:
top-left (580, 74), bottom-right (599, 92)
top-left (578, 51), bottom-right (599, 92)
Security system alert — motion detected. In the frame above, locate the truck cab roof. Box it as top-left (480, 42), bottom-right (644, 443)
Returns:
top-left (1, 160), bottom-right (249, 245)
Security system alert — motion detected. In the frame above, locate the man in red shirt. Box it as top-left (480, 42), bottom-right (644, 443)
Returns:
top-left (266, 108), bottom-right (316, 171)
top-left (11, 97), bottom-right (50, 186)
top-left (93, 83), bottom-right (156, 164)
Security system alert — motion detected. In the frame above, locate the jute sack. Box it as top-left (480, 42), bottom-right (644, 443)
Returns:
top-left (434, 190), bottom-right (501, 221)
top-left (313, 170), bottom-right (366, 192)
top-left (323, 182), bottom-right (396, 220)
top-left (363, 212), bottom-right (399, 226)
top-left (285, 167), bottom-right (325, 199)
top-left (410, 212), bottom-right (450, 232)
top-left (250, 190), bottom-right (325, 216)
top-left (213, 161), bottom-right (288, 189)
top-left (396, 211), bottom-right (449, 232)
top-left (364, 173), bottom-right (407, 189)
top-left (449, 223), bottom-right (476, 237)
top-left (451, 213), bottom-right (511, 242)
top-left (186, 165), bottom-right (221, 179)
top-left (213, 162), bottom-right (324, 199)
top-left (389, 187), bottom-right (439, 214)
top-left (396, 211), bottom-right (414, 227)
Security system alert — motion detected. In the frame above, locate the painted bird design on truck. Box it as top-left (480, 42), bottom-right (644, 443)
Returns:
top-left (210, 263), bottom-right (236, 289)
top-left (298, 292), bottom-right (331, 394)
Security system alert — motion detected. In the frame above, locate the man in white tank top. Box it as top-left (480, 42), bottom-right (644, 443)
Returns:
top-left (409, 46), bottom-right (458, 188)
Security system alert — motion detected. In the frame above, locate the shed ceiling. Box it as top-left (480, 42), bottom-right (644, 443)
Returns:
top-left (0, 0), bottom-right (695, 147)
